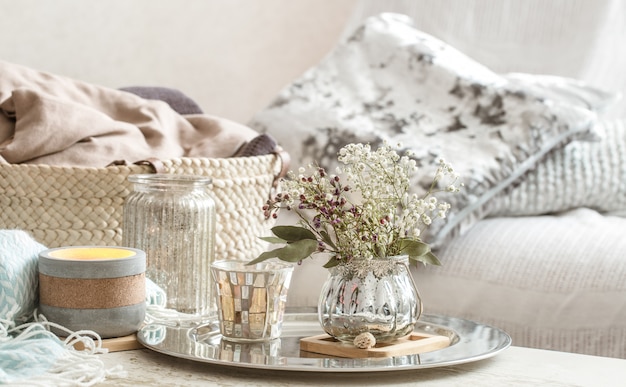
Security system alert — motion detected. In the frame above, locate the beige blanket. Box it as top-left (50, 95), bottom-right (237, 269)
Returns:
top-left (0, 60), bottom-right (258, 167)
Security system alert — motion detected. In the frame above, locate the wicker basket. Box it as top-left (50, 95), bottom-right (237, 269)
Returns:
top-left (0, 154), bottom-right (286, 261)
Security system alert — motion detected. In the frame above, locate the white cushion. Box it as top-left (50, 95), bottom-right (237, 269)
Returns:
top-left (414, 208), bottom-right (626, 358)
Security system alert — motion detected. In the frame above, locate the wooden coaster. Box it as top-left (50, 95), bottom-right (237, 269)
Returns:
top-left (70, 333), bottom-right (144, 352)
top-left (300, 332), bottom-right (450, 358)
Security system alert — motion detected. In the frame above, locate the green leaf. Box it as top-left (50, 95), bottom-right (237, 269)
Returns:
top-left (276, 239), bottom-right (319, 261)
top-left (247, 249), bottom-right (281, 265)
top-left (247, 239), bottom-right (319, 265)
top-left (398, 238), bottom-right (441, 266)
top-left (259, 236), bottom-right (287, 244)
top-left (271, 225), bottom-right (316, 242)
top-left (319, 230), bottom-right (336, 249)
top-left (398, 238), bottom-right (431, 257)
top-left (323, 256), bottom-right (341, 268)
top-left (410, 251), bottom-right (442, 266)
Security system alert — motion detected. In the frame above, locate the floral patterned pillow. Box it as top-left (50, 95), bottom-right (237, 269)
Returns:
top-left (249, 13), bottom-right (604, 249)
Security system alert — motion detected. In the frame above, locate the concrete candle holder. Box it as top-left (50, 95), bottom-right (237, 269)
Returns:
top-left (38, 246), bottom-right (146, 338)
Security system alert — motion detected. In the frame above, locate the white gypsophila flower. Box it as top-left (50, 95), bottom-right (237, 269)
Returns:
top-left (438, 202), bottom-right (451, 211)
top-left (261, 142), bottom-right (461, 268)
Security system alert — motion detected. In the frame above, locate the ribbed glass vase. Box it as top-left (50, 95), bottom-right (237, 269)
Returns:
top-left (123, 174), bottom-right (216, 318)
top-left (318, 255), bottom-right (422, 343)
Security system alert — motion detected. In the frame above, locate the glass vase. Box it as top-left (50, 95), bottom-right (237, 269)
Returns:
top-left (123, 174), bottom-right (216, 318)
top-left (318, 255), bottom-right (422, 343)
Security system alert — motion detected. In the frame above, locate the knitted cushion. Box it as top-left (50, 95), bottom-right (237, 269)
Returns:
top-left (490, 118), bottom-right (626, 216)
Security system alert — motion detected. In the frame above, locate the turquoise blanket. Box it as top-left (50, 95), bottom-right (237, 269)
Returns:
top-left (0, 231), bottom-right (118, 385)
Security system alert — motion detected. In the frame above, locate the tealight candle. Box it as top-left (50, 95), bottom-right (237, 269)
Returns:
top-left (38, 246), bottom-right (146, 338)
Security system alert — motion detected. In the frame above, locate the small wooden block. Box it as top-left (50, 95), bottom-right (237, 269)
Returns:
top-left (300, 332), bottom-right (451, 358)
top-left (71, 333), bottom-right (144, 352)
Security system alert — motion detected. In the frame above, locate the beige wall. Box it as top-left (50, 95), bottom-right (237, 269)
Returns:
top-left (0, 0), bottom-right (356, 124)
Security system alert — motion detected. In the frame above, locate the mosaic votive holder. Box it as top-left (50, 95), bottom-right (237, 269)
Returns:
top-left (210, 260), bottom-right (293, 342)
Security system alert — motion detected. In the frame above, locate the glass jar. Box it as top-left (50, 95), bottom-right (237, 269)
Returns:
top-left (318, 255), bottom-right (422, 343)
top-left (123, 174), bottom-right (216, 318)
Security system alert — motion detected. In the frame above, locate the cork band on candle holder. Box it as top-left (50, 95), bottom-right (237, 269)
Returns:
top-left (39, 273), bottom-right (145, 309)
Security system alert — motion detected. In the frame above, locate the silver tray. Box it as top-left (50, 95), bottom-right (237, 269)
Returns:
top-left (136, 313), bottom-right (511, 373)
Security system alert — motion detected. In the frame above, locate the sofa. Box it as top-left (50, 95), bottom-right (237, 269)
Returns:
top-left (3, 0), bottom-right (624, 359)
